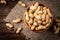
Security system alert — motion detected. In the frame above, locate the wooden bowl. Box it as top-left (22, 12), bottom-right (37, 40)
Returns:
top-left (23, 2), bottom-right (54, 32)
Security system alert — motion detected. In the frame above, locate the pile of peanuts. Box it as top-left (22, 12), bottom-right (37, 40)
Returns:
top-left (24, 2), bottom-right (53, 31)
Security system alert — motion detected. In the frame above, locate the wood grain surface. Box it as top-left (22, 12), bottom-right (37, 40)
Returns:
top-left (0, 0), bottom-right (60, 40)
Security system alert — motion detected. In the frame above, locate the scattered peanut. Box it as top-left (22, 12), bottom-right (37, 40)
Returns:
top-left (53, 20), bottom-right (60, 34)
top-left (6, 23), bottom-right (13, 28)
top-left (18, 1), bottom-right (22, 4)
top-left (0, 0), bottom-right (6, 4)
top-left (0, 0), bottom-right (4, 3)
top-left (21, 3), bottom-right (26, 7)
top-left (12, 18), bottom-right (21, 23)
top-left (54, 27), bottom-right (60, 34)
top-left (16, 27), bottom-right (22, 34)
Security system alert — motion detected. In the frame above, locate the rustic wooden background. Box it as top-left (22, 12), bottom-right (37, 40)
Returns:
top-left (0, 0), bottom-right (60, 40)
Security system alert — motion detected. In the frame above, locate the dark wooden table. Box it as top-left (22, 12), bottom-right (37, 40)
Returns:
top-left (0, 0), bottom-right (60, 40)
